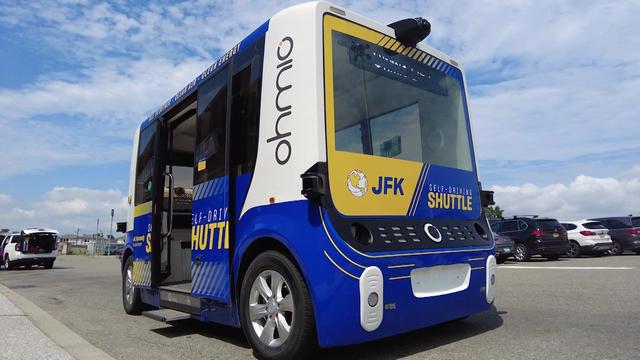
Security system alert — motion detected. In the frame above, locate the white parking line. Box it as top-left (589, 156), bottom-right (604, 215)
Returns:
top-left (498, 266), bottom-right (635, 270)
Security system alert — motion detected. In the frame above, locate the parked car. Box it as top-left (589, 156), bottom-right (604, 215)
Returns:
top-left (588, 216), bottom-right (640, 255)
top-left (492, 231), bottom-right (515, 264)
top-left (490, 216), bottom-right (570, 261)
top-left (560, 220), bottom-right (613, 257)
top-left (2, 228), bottom-right (58, 270)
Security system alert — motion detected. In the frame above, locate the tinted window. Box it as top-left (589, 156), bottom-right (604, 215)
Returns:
top-left (135, 124), bottom-right (157, 205)
top-left (230, 37), bottom-right (263, 175)
top-left (501, 221), bottom-right (518, 232)
top-left (632, 217), bottom-right (640, 227)
top-left (11, 236), bottom-right (22, 243)
top-left (490, 222), bottom-right (500, 232)
top-left (561, 223), bottom-right (577, 230)
top-left (605, 219), bottom-right (630, 229)
top-left (538, 219), bottom-right (562, 231)
top-left (583, 222), bottom-right (606, 230)
top-left (518, 220), bottom-right (528, 231)
top-left (195, 67), bottom-right (228, 185)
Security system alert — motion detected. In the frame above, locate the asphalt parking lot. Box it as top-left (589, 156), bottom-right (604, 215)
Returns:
top-left (0, 255), bottom-right (638, 360)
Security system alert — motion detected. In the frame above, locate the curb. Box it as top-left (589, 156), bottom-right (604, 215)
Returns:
top-left (0, 283), bottom-right (115, 360)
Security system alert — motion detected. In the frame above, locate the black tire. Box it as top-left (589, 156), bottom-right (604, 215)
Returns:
top-left (122, 255), bottom-right (143, 315)
top-left (4, 255), bottom-right (13, 270)
top-left (44, 260), bottom-right (54, 269)
top-left (611, 241), bottom-right (623, 255)
top-left (239, 251), bottom-right (316, 360)
top-left (513, 243), bottom-right (530, 262)
top-left (546, 255), bottom-right (560, 260)
top-left (496, 255), bottom-right (507, 264)
top-left (566, 241), bottom-right (581, 258)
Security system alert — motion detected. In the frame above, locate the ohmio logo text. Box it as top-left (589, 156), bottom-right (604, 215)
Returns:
top-left (267, 36), bottom-right (294, 165)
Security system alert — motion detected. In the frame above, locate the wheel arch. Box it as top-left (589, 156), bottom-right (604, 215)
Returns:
top-left (121, 246), bottom-right (134, 270)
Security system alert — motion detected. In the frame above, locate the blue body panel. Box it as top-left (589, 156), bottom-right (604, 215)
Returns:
top-left (233, 200), bottom-right (494, 348)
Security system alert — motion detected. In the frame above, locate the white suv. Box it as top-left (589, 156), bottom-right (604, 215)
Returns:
top-left (560, 220), bottom-right (613, 257)
top-left (1, 228), bottom-right (58, 270)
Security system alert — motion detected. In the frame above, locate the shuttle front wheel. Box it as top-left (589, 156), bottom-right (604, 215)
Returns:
top-left (239, 251), bottom-right (316, 360)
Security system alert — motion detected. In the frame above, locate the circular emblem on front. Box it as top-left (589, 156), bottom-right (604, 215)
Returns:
top-left (424, 223), bottom-right (442, 243)
top-left (347, 169), bottom-right (367, 197)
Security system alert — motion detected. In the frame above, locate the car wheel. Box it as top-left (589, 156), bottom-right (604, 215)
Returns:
top-left (44, 260), bottom-right (54, 269)
top-left (496, 255), bottom-right (507, 264)
top-left (122, 256), bottom-right (143, 315)
top-left (611, 241), bottom-right (623, 255)
top-left (513, 243), bottom-right (530, 262)
top-left (546, 255), bottom-right (560, 260)
top-left (4, 255), bottom-right (13, 270)
top-left (239, 251), bottom-right (316, 360)
top-left (566, 241), bottom-right (580, 258)
top-left (634, 251), bottom-right (640, 255)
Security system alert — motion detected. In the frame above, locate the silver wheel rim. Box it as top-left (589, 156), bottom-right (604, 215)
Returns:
top-left (568, 244), bottom-right (578, 257)
top-left (125, 264), bottom-right (134, 304)
top-left (515, 245), bottom-right (526, 261)
top-left (249, 270), bottom-right (294, 348)
top-left (613, 243), bottom-right (621, 255)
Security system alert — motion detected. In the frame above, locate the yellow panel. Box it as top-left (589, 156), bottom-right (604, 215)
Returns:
top-left (384, 39), bottom-right (396, 49)
top-left (134, 201), bottom-right (152, 217)
top-left (408, 48), bottom-right (417, 58)
top-left (402, 47), bottom-right (411, 55)
top-left (323, 15), bottom-right (425, 216)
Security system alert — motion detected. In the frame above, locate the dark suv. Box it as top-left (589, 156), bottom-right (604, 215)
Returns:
top-left (588, 216), bottom-right (640, 255)
top-left (490, 216), bottom-right (570, 261)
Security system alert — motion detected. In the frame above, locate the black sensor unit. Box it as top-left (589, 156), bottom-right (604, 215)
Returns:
top-left (387, 17), bottom-right (431, 47)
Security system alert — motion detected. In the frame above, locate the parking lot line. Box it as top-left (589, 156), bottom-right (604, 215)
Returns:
top-left (498, 266), bottom-right (634, 270)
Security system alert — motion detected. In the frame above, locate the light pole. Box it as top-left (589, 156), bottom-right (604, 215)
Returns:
top-left (109, 209), bottom-right (114, 255)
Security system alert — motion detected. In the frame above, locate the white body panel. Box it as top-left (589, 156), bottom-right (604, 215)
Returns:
top-left (2, 230), bottom-right (59, 264)
top-left (126, 127), bottom-right (140, 232)
top-left (242, 1), bottom-right (472, 216)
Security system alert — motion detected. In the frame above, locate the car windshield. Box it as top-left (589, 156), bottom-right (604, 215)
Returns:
top-left (331, 31), bottom-right (473, 171)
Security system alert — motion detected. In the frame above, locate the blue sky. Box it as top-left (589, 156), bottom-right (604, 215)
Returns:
top-left (1, 0), bottom-right (639, 233)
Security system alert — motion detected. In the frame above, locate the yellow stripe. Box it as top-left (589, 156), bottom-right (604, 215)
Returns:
top-left (423, 54), bottom-right (431, 64)
top-left (134, 201), bottom-right (152, 217)
top-left (408, 48), bottom-right (417, 58)
top-left (319, 206), bottom-right (493, 259)
top-left (428, 57), bottom-right (435, 66)
top-left (320, 209), bottom-right (366, 269)
top-left (324, 251), bottom-right (359, 280)
top-left (378, 35), bottom-right (389, 45)
top-left (390, 41), bottom-right (400, 51)
top-left (418, 52), bottom-right (427, 62)
top-left (384, 39), bottom-right (396, 49)
top-left (387, 264), bottom-right (415, 269)
top-left (389, 275), bottom-right (411, 280)
top-left (402, 47), bottom-right (411, 55)
top-left (396, 44), bottom-right (406, 53)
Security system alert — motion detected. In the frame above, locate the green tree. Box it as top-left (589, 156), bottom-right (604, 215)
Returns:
top-left (486, 205), bottom-right (504, 219)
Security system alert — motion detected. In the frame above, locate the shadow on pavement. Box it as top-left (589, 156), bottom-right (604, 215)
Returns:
top-left (150, 319), bottom-right (250, 349)
top-left (319, 305), bottom-right (504, 359)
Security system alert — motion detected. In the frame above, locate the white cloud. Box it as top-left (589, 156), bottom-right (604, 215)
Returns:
top-left (491, 174), bottom-right (640, 220)
top-left (0, 193), bottom-right (11, 205)
top-left (0, 187), bottom-right (127, 234)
